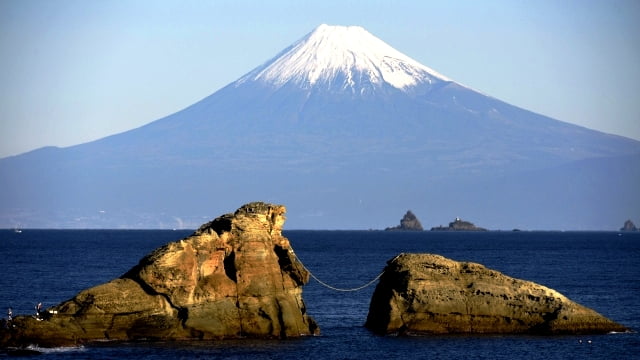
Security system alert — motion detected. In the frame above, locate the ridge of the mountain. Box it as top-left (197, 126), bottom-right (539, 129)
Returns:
top-left (235, 24), bottom-right (450, 93)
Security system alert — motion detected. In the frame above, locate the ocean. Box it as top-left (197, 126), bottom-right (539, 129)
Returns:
top-left (1, 230), bottom-right (638, 359)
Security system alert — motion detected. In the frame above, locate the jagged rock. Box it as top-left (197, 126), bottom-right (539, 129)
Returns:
top-left (385, 211), bottom-right (423, 231)
top-left (1, 202), bottom-right (318, 348)
top-left (431, 217), bottom-right (487, 231)
top-left (620, 219), bottom-right (638, 231)
top-left (365, 253), bottom-right (627, 335)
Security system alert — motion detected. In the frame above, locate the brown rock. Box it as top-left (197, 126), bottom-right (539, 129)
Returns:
top-left (385, 210), bottom-right (424, 231)
top-left (365, 253), bottom-right (627, 335)
top-left (1, 202), bottom-right (318, 348)
top-left (431, 217), bottom-right (487, 231)
top-left (620, 219), bottom-right (638, 231)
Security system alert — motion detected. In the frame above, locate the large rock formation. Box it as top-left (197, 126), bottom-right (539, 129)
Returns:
top-left (1, 202), bottom-right (318, 348)
top-left (385, 211), bottom-right (424, 231)
top-left (365, 253), bottom-right (627, 335)
top-left (620, 219), bottom-right (638, 231)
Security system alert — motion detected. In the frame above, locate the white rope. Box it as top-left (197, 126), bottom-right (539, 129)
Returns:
top-left (307, 269), bottom-right (385, 292)
top-left (292, 252), bottom-right (385, 292)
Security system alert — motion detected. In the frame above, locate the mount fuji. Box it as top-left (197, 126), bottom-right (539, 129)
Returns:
top-left (1, 24), bottom-right (639, 230)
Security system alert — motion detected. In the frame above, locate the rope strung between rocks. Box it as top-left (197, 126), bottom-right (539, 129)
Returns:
top-left (291, 251), bottom-right (385, 292)
top-left (307, 268), bottom-right (385, 292)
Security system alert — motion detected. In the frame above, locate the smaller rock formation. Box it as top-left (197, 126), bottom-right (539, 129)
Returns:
top-left (1, 202), bottom-right (318, 348)
top-left (365, 253), bottom-right (627, 335)
top-left (385, 210), bottom-right (423, 231)
top-left (431, 217), bottom-right (486, 231)
top-left (620, 219), bottom-right (638, 232)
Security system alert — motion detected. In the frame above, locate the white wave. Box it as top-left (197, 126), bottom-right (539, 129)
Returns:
top-left (25, 344), bottom-right (86, 353)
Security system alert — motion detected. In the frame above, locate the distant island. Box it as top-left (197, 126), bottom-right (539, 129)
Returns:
top-left (431, 217), bottom-right (487, 231)
top-left (385, 210), bottom-right (424, 231)
top-left (620, 219), bottom-right (638, 232)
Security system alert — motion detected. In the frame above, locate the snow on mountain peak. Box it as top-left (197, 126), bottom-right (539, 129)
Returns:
top-left (237, 24), bottom-right (451, 93)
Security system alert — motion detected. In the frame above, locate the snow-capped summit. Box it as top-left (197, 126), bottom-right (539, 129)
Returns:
top-left (237, 24), bottom-right (451, 93)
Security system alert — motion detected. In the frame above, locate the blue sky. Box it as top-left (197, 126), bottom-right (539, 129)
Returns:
top-left (1, 0), bottom-right (639, 158)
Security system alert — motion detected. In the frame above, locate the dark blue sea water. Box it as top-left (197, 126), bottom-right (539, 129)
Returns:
top-left (1, 230), bottom-right (638, 359)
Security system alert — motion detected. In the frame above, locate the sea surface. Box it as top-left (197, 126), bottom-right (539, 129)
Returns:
top-left (0, 230), bottom-right (638, 359)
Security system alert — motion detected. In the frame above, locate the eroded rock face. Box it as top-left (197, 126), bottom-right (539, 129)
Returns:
top-left (365, 253), bottom-right (627, 335)
top-left (430, 218), bottom-right (486, 231)
top-left (385, 210), bottom-right (423, 231)
top-left (1, 202), bottom-right (318, 348)
top-left (620, 219), bottom-right (638, 231)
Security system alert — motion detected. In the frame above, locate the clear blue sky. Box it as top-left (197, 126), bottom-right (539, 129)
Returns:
top-left (1, 0), bottom-right (639, 158)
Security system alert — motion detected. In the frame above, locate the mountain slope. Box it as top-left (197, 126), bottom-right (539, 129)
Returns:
top-left (1, 24), bottom-right (639, 230)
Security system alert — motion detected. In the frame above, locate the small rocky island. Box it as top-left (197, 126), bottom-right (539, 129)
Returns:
top-left (0, 202), bottom-right (318, 348)
top-left (431, 217), bottom-right (487, 231)
top-left (365, 253), bottom-right (628, 335)
top-left (620, 219), bottom-right (638, 231)
top-left (385, 210), bottom-right (424, 231)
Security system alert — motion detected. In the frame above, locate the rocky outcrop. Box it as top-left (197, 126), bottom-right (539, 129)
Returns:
top-left (385, 211), bottom-right (423, 231)
top-left (431, 217), bottom-right (487, 231)
top-left (620, 219), bottom-right (638, 231)
top-left (365, 253), bottom-right (627, 335)
top-left (1, 202), bottom-right (318, 348)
